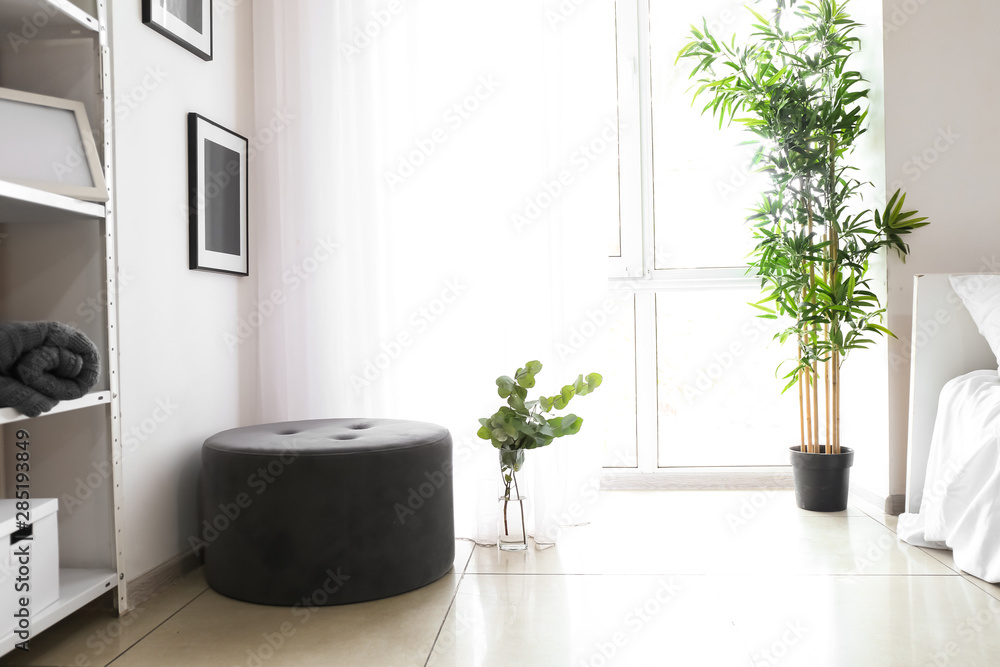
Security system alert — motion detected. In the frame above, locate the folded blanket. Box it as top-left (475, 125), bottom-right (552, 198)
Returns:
top-left (0, 321), bottom-right (101, 418)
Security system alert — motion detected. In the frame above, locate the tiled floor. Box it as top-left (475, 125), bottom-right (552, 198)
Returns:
top-left (6, 490), bottom-right (1000, 666)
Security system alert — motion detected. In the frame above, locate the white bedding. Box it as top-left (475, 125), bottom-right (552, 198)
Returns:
top-left (899, 369), bottom-right (1000, 582)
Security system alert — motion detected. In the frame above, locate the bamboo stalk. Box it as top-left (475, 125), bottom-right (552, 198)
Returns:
top-left (836, 352), bottom-right (843, 454)
top-left (798, 351), bottom-right (805, 453)
top-left (825, 327), bottom-right (831, 453)
top-left (812, 360), bottom-right (820, 452)
top-left (806, 198), bottom-right (817, 453)
top-left (804, 363), bottom-right (813, 454)
top-left (830, 355), bottom-right (836, 455)
top-left (828, 139), bottom-right (840, 456)
top-left (801, 266), bottom-right (811, 454)
top-left (823, 227), bottom-right (831, 454)
top-left (833, 349), bottom-right (840, 454)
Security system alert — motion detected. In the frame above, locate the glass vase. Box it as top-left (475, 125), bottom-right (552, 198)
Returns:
top-left (498, 489), bottom-right (527, 551)
top-left (498, 451), bottom-right (528, 551)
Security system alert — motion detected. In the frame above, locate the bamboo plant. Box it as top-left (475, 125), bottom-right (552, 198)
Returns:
top-left (677, 0), bottom-right (928, 454)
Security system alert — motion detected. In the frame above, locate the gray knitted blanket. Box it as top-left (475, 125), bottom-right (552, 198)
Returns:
top-left (0, 321), bottom-right (101, 418)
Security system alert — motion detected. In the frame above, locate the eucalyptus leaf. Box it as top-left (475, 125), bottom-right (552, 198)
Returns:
top-left (480, 362), bottom-right (601, 474)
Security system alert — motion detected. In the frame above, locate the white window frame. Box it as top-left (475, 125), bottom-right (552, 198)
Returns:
top-left (607, 0), bottom-right (790, 485)
top-left (609, 0), bottom-right (644, 280)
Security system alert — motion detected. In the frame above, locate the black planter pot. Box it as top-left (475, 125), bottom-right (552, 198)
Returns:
top-left (789, 446), bottom-right (854, 512)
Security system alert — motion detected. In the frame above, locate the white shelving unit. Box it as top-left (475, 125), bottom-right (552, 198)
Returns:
top-left (0, 570), bottom-right (118, 654)
top-left (0, 0), bottom-right (99, 36)
top-left (0, 0), bottom-right (126, 652)
top-left (0, 180), bottom-right (106, 224)
top-left (0, 392), bottom-right (112, 425)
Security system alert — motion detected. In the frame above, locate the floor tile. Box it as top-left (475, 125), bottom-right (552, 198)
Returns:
top-left (847, 500), bottom-right (901, 532)
top-left (454, 538), bottom-right (475, 574)
top-left (920, 547), bottom-right (1000, 602)
top-left (106, 574), bottom-right (460, 667)
top-left (920, 545), bottom-right (962, 574)
top-left (468, 492), bottom-right (955, 576)
top-left (0, 567), bottom-right (209, 667)
top-left (716, 574), bottom-right (1000, 667)
top-left (427, 574), bottom-right (752, 667)
top-left (594, 489), bottom-right (866, 520)
top-left (882, 517), bottom-right (1000, 601)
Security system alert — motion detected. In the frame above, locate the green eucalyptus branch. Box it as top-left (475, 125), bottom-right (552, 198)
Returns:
top-left (477, 360), bottom-right (602, 498)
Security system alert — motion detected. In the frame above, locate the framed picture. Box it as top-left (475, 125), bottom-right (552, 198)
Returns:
top-left (0, 87), bottom-right (108, 202)
top-left (188, 114), bottom-right (248, 276)
top-left (143, 0), bottom-right (213, 61)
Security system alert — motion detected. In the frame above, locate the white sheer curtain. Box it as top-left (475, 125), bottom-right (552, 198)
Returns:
top-left (252, 0), bottom-right (617, 544)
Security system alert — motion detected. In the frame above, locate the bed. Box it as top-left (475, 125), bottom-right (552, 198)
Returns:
top-left (900, 273), bottom-right (1000, 582)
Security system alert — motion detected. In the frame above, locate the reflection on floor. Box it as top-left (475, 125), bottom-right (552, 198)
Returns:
top-left (4, 491), bottom-right (1000, 666)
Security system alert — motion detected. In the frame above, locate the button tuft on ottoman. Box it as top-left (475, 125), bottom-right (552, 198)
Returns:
top-left (201, 418), bottom-right (455, 605)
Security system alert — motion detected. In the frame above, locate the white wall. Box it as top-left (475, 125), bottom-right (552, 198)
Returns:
top-left (837, 1), bottom-right (891, 509)
top-left (884, 0), bottom-right (1000, 499)
top-left (110, 0), bottom-right (257, 581)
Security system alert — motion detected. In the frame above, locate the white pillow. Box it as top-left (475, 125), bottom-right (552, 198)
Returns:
top-left (950, 274), bottom-right (1000, 368)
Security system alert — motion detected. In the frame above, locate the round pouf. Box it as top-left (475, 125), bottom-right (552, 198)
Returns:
top-left (200, 418), bottom-right (455, 606)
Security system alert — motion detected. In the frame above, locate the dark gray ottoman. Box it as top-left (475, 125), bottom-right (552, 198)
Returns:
top-left (200, 418), bottom-right (455, 606)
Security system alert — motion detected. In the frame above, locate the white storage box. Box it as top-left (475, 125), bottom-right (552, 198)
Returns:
top-left (0, 499), bottom-right (59, 638)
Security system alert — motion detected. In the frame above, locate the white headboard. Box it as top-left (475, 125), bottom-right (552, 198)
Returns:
top-left (905, 274), bottom-right (997, 512)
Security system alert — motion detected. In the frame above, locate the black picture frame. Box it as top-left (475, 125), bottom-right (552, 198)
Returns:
top-left (188, 113), bottom-right (249, 276)
top-left (142, 0), bottom-right (213, 61)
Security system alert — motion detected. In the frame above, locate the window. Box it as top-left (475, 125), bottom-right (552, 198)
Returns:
top-left (607, 0), bottom-right (802, 472)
